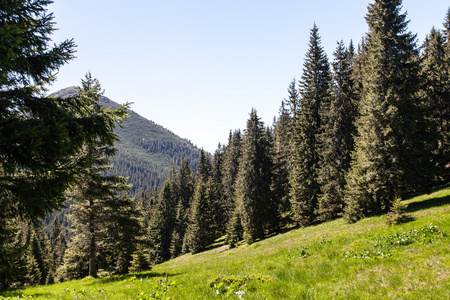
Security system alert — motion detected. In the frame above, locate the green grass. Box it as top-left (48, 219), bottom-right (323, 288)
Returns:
top-left (2, 185), bottom-right (450, 299)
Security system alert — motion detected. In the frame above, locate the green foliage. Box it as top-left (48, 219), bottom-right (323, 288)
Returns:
top-left (234, 109), bottom-right (277, 244)
top-left (344, 225), bottom-right (445, 259)
top-left (146, 179), bottom-right (176, 264)
top-left (421, 22), bottom-right (450, 182)
top-left (221, 130), bottom-right (242, 226)
top-left (289, 24), bottom-right (331, 227)
top-left (385, 197), bottom-right (413, 225)
top-left (317, 40), bottom-right (357, 221)
top-left (185, 150), bottom-right (221, 253)
top-left (137, 277), bottom-right (176, 300)
top-left (344, 0), bottom-right (433, 222)
top-left (129, 247), bottom-right (151, 273)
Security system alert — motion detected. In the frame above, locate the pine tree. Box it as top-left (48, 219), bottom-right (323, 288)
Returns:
top-left (272, 79), bottom-right (299, 225)
top-left (102, 195), bottom-right (141, 275)
top-left (49, 216), bottom-right (67, 277)
top-left (318, 41), bottom-right (357, 220)
top-left (344, 0), bottom-right (431, 222)
top-left (222, 130), bottom-right (242, 224)
top-left (421, 18), bottom-right (450, 182)
top-left (234, 109), bottom-right (275, 244)
top-left (184, 149), bottom-right (222, 253)
top-left (170, 157), bottom-right (195, 257)
top-left (26, 233), bottom-right (46, 286)
top-left (64, 74), bottom-right (129, 278)
top-left (186, 177), bottom-right (218, 253)
top-left (289, 24), bottom-right (331, 226)
top-left (147, 179), bottom-right (176, 264)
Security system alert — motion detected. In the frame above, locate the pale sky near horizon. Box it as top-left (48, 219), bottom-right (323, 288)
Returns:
top-left (48, 1), bottom-right (449, 152)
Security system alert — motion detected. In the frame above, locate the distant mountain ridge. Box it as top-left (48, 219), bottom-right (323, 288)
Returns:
top-left (52, 87), bottom-right (200, 197)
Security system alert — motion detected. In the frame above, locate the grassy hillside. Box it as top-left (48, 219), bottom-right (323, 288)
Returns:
top-left (52, 87), bottom-right (200, 196)
top-left (2, 185), bottom-right (449, 299)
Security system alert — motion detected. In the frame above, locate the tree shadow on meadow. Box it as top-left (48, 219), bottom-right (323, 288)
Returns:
top-left (406, 194), bottom-right (450, 213)
top-left (91, 271), bottom-right (182, 285)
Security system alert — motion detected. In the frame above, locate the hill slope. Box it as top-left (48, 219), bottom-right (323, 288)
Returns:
top-left (4, 185), bottom-right (449, 299)
top-left (52, 87), bottom-right (200, 196)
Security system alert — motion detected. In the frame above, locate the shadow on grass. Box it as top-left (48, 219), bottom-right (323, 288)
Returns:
top-left (91, 271), bottom-right (182, 285)
top-left (406, 194), bottom-right (450, 213)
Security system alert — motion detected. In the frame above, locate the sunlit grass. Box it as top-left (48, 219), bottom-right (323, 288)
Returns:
top-left (2, 185), bottom-right (449, 299)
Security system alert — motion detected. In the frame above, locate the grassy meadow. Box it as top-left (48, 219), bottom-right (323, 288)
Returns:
top-left (1, 185), bottom-right (449, 299)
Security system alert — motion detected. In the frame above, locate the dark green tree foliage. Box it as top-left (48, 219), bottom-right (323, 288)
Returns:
top-left (48, 216), bottom-right (66, 284)
top-left (102, 195), bottom-right (140, 275)
top-left (421, 23), bottom-right (450, 182)
top-left (0, 1), bottom-right (139, 287)
top-left (49, 216), bottom-right (67, 275)
top-left (234, 109), bottom-right (276, 244)
top-left (221, 130), bottom-right (242, 224)
top-left (289, 24), bottom-right (331, 226)
top-left (318, 41), bottom-right (357, 220)
top-left (26, 233), bottom-right (46, 286)
top-left (170, 157), bottom-right (195, 257)
top-left (185, 150), bottom-right (222, 253)
top-left (272, 80), bottom-right (299, 224)
top-left (211, 146), bottom-right (226, 235)
top-left (147, 178), bottom-right (176, 264)
top-left (0, 220), bottom-right (27, 290)
top-left (62, 74), bottom-right (130, 279)
top-left (344, 0), bottom-right (432, 222)
top-left (186, 177), bottom-right (218, 254)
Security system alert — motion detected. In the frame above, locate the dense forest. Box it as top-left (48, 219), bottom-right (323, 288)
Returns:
top-left (1, 0), bottom-right (449, 291)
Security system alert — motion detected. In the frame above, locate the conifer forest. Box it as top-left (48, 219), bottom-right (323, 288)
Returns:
top-left (1, 0), bottom-right (449, 292)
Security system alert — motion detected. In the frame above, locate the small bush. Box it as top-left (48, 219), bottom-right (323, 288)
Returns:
top-left (385, 197), bottom-right (413, 225)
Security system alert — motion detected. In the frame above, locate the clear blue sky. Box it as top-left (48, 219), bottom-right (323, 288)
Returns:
top-left (48, 1), bottom-right (449, 152)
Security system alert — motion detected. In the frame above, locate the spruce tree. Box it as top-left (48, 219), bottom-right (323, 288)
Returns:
top-left (170, 157), bottom-right (195, 257)
top-left (289, 24), bottom-right (331, 226)
top-left (318, 41), bottom-right (357, 220)
top-left (272, 80), bottom-right (299, 225)
top-left (147, 179), bottom-right (176, 264)
top-left (344, 0), bottom-right (431, 222)
top-left (421, 21), bottom-right (450, 182)
top-left (26, 233), bottom-right (46, 286)
top-left (222, 130), bottom-right (242, 224)
top-left (186, 177), bottom-right (218, 253)
top-left (65, 74), bottom-right (129, 278)
top-left (234, 109), bottom-right (275, 244)
top-left (102, 195), bottom-right (140, 274)
top-left (49, 216), bottom-right (67, 276)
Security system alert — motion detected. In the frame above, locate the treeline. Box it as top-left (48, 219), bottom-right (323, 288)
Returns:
top-left (1, 0), bottom-right (450, 291)
top-left (132, 0), bottom-right (450, 266)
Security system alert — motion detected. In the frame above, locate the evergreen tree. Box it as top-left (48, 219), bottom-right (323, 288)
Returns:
top-left (102, 195), bottom-right (140, 275)
top-left (184, 149), bottom-right (222, 253)
top-left (147, 179), bottom-right (176, 264)
top-left (234, 109), bottom-right (275, 244)
top-left (318, 40), bottom-right (357, 220)
top-left (185, 177), bottom-right (218, 253)
top-left (26, 233), bottom-right (46, 286)
top-left (272, 79), bottom-right (299, 225)
top-left (222, 130), bottom-right (242, 224)
top-left (289, 24), bottom-right (331, 226)
top-left (170, 157), bottom-right (194, 257)
top-left (64, 74), bottom-right (129, 278)
top-left (49, 216), bottom-right (67, 277)
top-left (421, 23), bottom-right (450, 182)
top-left (344, 0), bottom-right (431, 222)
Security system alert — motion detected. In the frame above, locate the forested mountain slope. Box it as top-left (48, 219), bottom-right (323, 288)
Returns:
top-left (52, 87), bottom-right (200, 196)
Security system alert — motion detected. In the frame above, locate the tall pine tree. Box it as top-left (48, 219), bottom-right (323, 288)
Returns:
top-left (318, 41), bottom-right (357, 220)
top-left (344, 0), bottom-right (431, 222)
top-left (289, 24), bottom-right (331, 226)
top-left (234, 109), bottom-right (276, 244)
